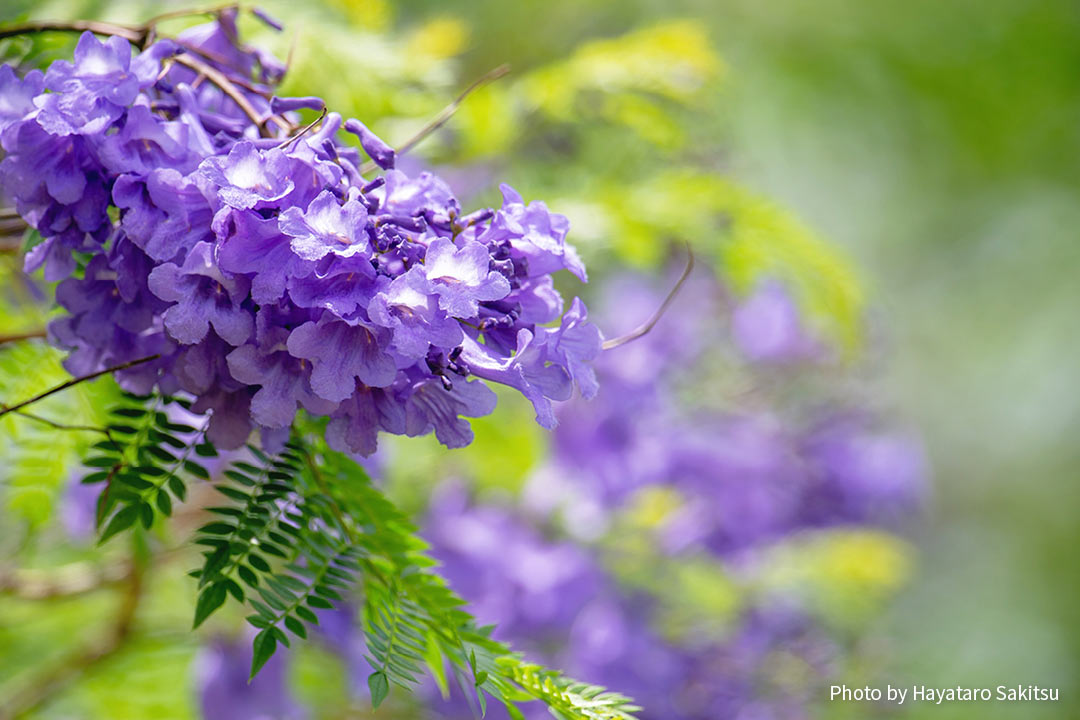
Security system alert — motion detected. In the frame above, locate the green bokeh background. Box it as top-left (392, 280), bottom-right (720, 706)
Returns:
top-left (1, 0), bottom-right (1077, 718)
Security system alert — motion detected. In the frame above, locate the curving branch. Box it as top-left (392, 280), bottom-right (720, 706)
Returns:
top-left (276, 106), bottom-right (328, 149)
top-left (602, 243), bottom-right (695, 350)
top-left (0, 19), bottom-right (142, 43)
top-left (139, 3), bottom-right (241, 33)
top-left (0, 14), bottom-right (289, 136)
top-left (172, 54), bottom-right (276, 137)
top-left (360, 64), bottom-right (512, 174)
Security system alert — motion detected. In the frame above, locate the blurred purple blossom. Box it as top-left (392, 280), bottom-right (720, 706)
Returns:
top-left (732, 280), bottom-right (818, 363)
top-left (195, 637), bottom-right (306, 720)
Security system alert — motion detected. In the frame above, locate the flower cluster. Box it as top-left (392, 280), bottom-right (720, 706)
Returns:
top-left (0, 11), bottom-right (599, 453)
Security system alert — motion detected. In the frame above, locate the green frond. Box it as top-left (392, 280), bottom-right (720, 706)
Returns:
top-left (86, 393), bottom-right (211, 542)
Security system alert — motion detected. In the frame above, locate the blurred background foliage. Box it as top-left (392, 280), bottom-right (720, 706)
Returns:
top-left (0, 0), bottom-right (1076, 718)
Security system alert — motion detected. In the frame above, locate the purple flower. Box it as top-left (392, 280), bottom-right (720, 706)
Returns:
top-left (148, 241), bottom-right (254, 345)
top-left (113, 168), bottom-right (215, 262)
top-left (801, 415), bottom-right (928, 526)
top-left (61, 476), bottom-right (102, 542)
top-left (367, 267), bottom-right (463, 360)
top-left (0, 66), bottom-right (43, 141)
top-left (217, 209), bottom-right (315, 305)
top-left (424, 238), bottom-right (511, 317)
top-left (426, 485), bottom-right (604, 644)
top-left (173, 330), bottom-right (238, 396)
top-left (3, 125), bottom-right (90, 206)
top-left (55, 252), bottom-right (155, 338)
top-left (0, 15), bottom-right (600, 455)
top-left (200, 141), bottom-right (295, 209)
top-left (252, 7), bottom-right (285, 32)
top-left (344, 118), bottom-right (395, 170)
top-left (287, 255), bottom-right (382, 316)
top-left (192, 387), bottom-right (255, 450)
top-left (404, 376), bottom-right (497, 448)
top-left (271, 95), bottom-right (324, 113)
top-left (98, 104), bottom-right (196, 175)
top-left (537, 297), bottom-right (602, 400)
top-left (279, 189), bottom-right (372, 262)
top-left (480, 184), bottom-right (587, 282)
top-left (459, 331), bottom-right (571, 429)
top-left (380, 170), bottom-right (455, 216)
top-left (326, 385), bottom-right (407, 456)
top-left (36, 33), bottom-right (139, 136)
top-left (226, 342), bottom-right (336, 429)
top-left (286, 313), bottom-right (397, 402)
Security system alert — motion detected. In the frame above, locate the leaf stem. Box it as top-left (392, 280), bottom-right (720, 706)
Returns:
top-left (7, 408), bottom-right (110, 435)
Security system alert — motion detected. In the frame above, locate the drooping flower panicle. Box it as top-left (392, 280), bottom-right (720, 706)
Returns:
top-left (0, 17), bottom-right (600, 453)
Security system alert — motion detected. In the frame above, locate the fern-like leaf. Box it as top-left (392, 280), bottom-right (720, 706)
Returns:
top-left (84, 393), bottom-right (211, 542)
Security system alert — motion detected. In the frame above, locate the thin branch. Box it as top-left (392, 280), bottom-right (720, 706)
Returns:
top-left (0, 330), bottom-right (46, 345)
top-left (173, 54), bottom-right (276, 137)
top-left (0, 354), bottom-right (160, 419)
top-left (602, 244), bottom-right (695, 350)
top-left (174, 39), bottom-right (275, 98)
top-left (0, 19), bottom-right (142, 43)
top-left (276, 106), bottom-right (327, 149)
top-left (360, 64), bottom-right (511, 174)
top-left (0, 218), bottom-right (28, 236)
top-left (0, 17), bottom-right (289, 135)
top-left (140, 3), bottom-right (240, 31)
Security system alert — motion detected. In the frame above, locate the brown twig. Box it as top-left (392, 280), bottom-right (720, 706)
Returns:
top-left (173, 39), bottom-right (275, 98)
top-left (0, 218), bottom-right (28, 236)
top-left (139, 3), bottom-right (240, 31)
top-left (0, 16), bottom-right (289, 135)
top-left (0, 19), bottom-right (142, 43)
top-left (172, 54), bottom-right (276, 137)
top-left (602, 243), bottom-right (696, 350)
top-left (277, 106), bottom-right (327, 149)
top-left (0, 330), bottom-right (46, 345)
top-left (0, 238), bottom-right (24, 254)
top-left (0, 354), bottom-right (160, 419)
top-left (360, 64), bottom-right (511, 174)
